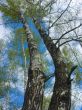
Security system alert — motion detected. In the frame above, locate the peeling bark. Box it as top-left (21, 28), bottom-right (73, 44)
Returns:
top-left (20, 12), bottom-right (45, 110)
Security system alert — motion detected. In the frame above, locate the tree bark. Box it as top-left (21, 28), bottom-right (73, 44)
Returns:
top-left (48, 60), bottom-right (71, 110)
top-left (20, 12), bottom-right (45, 110)
top-left (48, 78), bottom-right (71, 110)
top-left (38, 29), bottom-right (71, 110)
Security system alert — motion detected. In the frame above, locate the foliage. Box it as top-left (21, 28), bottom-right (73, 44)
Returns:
top-left (0, 0), bottom-right (82, 109)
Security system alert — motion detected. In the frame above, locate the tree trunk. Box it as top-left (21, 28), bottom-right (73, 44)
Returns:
top-left (22, 68), bottom-right (44, 110)
top-left (21, 37), bottom-right (28, 90)
top-left (38, 29), bottom-right (71, 110)
top-left (48, 61), bottom-right (71, 110)
top-left (48, 79), bottom-right (71, 110)
top-left (20, 11), bottom-right (45, 110)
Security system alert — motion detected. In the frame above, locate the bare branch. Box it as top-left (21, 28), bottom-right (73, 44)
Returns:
top-left (53, 18), bottom-right (82, 26)
top-left (55, 24), bottom-right (82, 45)
top-left (48, 0), bottom-right (72, 29)
top-left (58, 38), bottom-right (82, 47)
top-left (68, 43), bottom-right (82, 67)
top-left (73, 30), bottom-right (82, 47)
top-left (68, 65), bottom-right (78, 81)
top-left (44, 0), bottom-right (57, 10)
top-left (52, 36), bottom-right (82, 41)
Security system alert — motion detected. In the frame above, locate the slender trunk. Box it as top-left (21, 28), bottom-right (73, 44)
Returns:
top-left (20, 12), bottom-right (45, 110)
top-left (38, 29), bottom-right (71, 110)
top-left (21, 37), bottom-right (27, 90)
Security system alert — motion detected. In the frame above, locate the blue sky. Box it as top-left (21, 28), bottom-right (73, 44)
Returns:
top-left (0, 6), bottom-right (82, 109)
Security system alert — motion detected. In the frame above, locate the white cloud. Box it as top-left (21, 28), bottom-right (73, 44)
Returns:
top-left (0, 13), bottom-right (11, 42)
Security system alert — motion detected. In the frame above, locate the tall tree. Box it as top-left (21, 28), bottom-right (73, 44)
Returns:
top-left (0, 1), bottom-right (45, 110)
top-left (0, 0), bottom-right (82, 110)
top-left (28, 0), bottom-right (82, 109)
top-left (20, 10), bottom-right (45, 110)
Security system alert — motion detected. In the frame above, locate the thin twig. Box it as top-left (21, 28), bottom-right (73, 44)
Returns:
top-left (48, 0), bottom-right (72, 29)
top-left (55, 24), bottom-right (82, 45)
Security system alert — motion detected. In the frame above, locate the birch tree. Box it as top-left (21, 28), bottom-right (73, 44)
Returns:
top-left (0, 0), bottom-right (82, 110)
top-left (27, 0), bottom-right (82, 110)
top-left (0, 1), bottom-right (45, 110)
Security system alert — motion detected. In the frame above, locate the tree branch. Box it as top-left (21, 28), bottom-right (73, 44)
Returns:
top-left (55, 24), bottom-right (82, 45)
top-left (68, 65), bottom-right (78, 81)
top-left (48, 0), bottom-right (72, 29)
top-left (58, 38), bottom-right (82, 47)
top-left (44, 0), bottom-right (57, 10)
top-left (68, 43), bottom-right (82, 67)
top-left (52, 36), bottom-right (82, 41)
